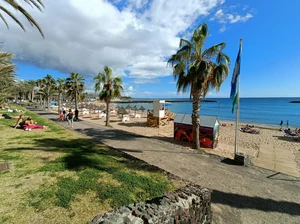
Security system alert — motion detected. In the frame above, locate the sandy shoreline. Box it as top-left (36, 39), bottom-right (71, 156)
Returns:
top-left (77, 112), bottom-right (300, 169)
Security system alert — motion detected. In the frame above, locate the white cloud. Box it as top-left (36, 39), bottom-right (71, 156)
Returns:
top-left (211, 8), bottom-right (253, 24)
top-left (219, 26), bottom-right (226, 32)
top-left (0, 0), bottom-right (226, 84)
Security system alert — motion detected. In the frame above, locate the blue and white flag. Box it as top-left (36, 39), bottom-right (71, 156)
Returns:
top-left (230, 40), bottom-right (242, 113)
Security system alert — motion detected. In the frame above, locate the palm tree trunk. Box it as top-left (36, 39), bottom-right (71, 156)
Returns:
top-left (192, 92), bottom-right (201, 150)
top-left (58, 93), bottom-right (61, 113)
top-left (31, 89), bottom-right (34, 102)
top-left (43, 98), bottom-right (46, 109)
top-left (48, 96), bottom-right (51, 111)
top-left (75, 90), bottom-right (78, 110)
top-left (106, 101), bottom-right (110, 126)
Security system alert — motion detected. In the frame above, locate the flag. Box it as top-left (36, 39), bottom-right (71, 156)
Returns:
top-left (230, 39), bottom-right (242, 113)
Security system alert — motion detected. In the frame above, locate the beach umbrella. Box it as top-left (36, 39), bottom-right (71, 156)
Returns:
top-left (99, 105), bottom-right (105, 110)
top-left (125, 105), bottom-right (132, 110)
top-left (139, 105), bottom-right (146, 112)
top-left (132, 105), bottom-right (138, 111)
top-left (118, 107), bottom-right (129, 118)
top-left (116, 105), bottom-right (120, 109)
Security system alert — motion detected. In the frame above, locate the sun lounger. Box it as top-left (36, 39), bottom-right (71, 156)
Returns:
top-left (99, 113), bottom-right (106, 118)
top-left (122, 116), bottom-right (130, 122)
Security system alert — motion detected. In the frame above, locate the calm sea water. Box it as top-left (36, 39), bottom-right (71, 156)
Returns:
top-left (115, 98), bottom-right (300, 128)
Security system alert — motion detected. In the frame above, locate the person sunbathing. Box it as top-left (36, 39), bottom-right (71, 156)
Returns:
top-left (13, 114), bottom-right (25, 128)
top-left (23, 117), bottom-right (48, 131)
top-left (1, 113), bottom-right (20, 119)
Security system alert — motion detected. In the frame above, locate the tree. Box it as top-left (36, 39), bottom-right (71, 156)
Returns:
top-left (168, 22), bottom-right (230, 150)
top-left (0, 51), bottom-right (16, 104)
top-left (65, 72), bottom-right (85, 112)
top-left (94, 66), bottom-right (123, 126)
top-left (0, 0), bottom-right (44, 37)
top-left (38, 85), bottom-right (57, 110)
top-left (56, 78), bottom-right (65, 113)
top-left (27, 80), bottom-right (36, 101)
top-left (41, 74), bottom-right (56, 109)
top-left (35, 79), bottom-right (44, 105)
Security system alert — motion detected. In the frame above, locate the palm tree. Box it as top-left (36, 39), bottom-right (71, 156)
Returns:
top-left (36, 79), bottom-right (43, 105)
top-left (27, 80), bottom-right (36, 102)
top-left (94, 66), bottom-right (123, 126)
top-left (168, 22), bottom-right (230, 150)
top-left (56, 78), bottom-right (65, 113)
top-left (0, 0), bottom-right (44, 37)
top-left (0, 51), bottom-right (16, 104)
top-left (38, 85), bottom-right (57, 110)
top-left (42, 74), bottom-right (56, 109)
top-left (65, 72), bottom-right (85, 112)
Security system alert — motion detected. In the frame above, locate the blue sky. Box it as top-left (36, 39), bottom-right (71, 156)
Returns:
top-left (2, 0), bottom-right (300, 98)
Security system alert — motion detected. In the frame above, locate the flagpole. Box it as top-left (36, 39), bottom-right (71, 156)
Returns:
top-left (234, 39), bottom-right (242, 155)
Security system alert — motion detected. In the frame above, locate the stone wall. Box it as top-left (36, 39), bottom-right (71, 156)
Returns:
top-left (90, 184), bottom-right (212, 224)
top-left (0, 162), bottom-right (13, 172)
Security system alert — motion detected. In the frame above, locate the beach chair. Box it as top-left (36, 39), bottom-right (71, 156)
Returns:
top-left (122, 115), bottom-right (130, 122)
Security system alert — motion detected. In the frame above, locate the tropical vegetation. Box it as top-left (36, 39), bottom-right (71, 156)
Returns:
top-left (0, 51), bottom-right (16, 105)
top-left (94, 66), bottom-right (123, 126)
top-left (65, 72), bottom-right (85, 118)
top-left (0, 0), bottom-right (44, 37)
top-left (168, 22), bottom-right (230, 150)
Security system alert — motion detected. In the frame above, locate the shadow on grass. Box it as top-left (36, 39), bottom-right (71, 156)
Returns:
top-left (4, 137), bottom-right (175, 209)
top-left (4, 137), bottom-right (163, 174)
top-left (212, 189), bottom-right (300, 216)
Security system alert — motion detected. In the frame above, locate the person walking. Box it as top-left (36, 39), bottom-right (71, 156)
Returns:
top-left (67, 109), bottom-right (74, 128)
top-left (59, 111), bottom-right (64, 122)
top-left (62, 109), bottom-right (66, 121)
top-left (287, 120), bottom-right (289, 129)
top-left (280, 120), bottom-right (283, 128)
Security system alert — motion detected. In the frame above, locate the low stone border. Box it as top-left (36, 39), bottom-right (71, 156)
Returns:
top-left (90, 184), bottom-right (212, 224)
top-left (0, 162), bottom-right (13, 172)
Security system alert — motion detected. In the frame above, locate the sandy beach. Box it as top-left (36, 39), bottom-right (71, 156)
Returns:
top-left (79, 111), bottom-right (300, 170)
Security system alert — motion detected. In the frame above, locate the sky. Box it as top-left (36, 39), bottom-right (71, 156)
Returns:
top-left (0, 0), bottom-right (299, 98)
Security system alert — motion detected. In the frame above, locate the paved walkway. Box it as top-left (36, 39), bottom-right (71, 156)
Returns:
top-left (34, 109), bottom-right (300, 224)
top-left (253, 144), bottom-right (300, 178)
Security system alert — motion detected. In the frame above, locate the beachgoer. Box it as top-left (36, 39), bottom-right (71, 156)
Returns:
top-left (62, 109), bottom-right (66, 121)
top-left (67, 109), bottom-right (74, 128)
top-left (23, 117), bottom-right (47, 131)
top-left (287, 120), bottom-right (289, 128)
top-left (279, 120), bottom-right (283, 128)
top-left (13, 114), bottom-right (25, 128)
top-left (59, 111), bottom-right (64, 122)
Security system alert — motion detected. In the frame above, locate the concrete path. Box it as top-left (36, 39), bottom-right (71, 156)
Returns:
top-left (253, 144), bottom-right (300, 178)
top-left (33, 109), bottom-right (300, 224)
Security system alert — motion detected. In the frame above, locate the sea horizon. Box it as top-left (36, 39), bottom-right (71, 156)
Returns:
top-left (115, 97), bottom-right (300, 128)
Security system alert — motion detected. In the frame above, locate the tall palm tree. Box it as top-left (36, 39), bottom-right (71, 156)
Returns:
top-left (0, 51), bottom-right (16, 104)
top-left (65, 72), bottom-right (85, 112)
top-left (36, 79), bottom-right (43, 105)
top-left (56, 78), bottom-right (65, 113)
top-left (0, 0), bottom-right (44, 37)
top-left (42, 74), bottom-right (56, 109)
top-left (27, 80), bottom-right (36, 101)
top-left (38, 85), bottom-right (57, 110)
top-left (168, 22), bottom-right (230, 150)
top-left (94, 66), bottom-right (123, 126)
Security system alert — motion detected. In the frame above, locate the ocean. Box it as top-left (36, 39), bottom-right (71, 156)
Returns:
top-left (115, 97), bottom-right (300, 128)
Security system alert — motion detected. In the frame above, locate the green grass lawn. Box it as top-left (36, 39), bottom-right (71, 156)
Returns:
top-left (0, 105), bottom-right (178, 223)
